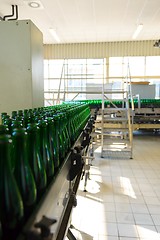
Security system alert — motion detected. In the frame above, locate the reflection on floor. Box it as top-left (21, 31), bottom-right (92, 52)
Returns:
top-left (70, 131), bottom-right (160, 240)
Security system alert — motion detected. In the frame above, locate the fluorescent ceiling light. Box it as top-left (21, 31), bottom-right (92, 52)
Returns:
top-left (132, 24), bottom-right (143, 39)
top-left (49, 29), bottom-right (60, 43)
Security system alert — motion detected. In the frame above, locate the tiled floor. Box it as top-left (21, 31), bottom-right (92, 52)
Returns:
top-left (70, 131), bottom-right (160, 240)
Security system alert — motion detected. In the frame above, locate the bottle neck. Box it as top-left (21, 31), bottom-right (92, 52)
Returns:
top-left (28, 130), bottom-right (39, 148)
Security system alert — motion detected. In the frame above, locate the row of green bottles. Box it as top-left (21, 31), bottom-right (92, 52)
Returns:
top-left (71, 99), bottom-right (123, 108)
top-left (72, 99), bottom-right (160, 109)
top-left (140, 99), bottom-right (160, 108)
top-left (1, 102), bottom-right (91, 172)
top-left (0, 102), bottom-right (91, 240)
top-left (0, 124), bottom-right (51, 239)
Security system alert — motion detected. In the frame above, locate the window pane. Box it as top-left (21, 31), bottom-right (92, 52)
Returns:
top-left (123, 57), bottom-right (145, 76)
top-left (87, 59), bottom-right (104, 64)
top-left (44, 58), bottom-right (105, 102)
top-left (109, 57), bottom-right (123, 77)
top-left (44, 79), bottom-right (49, 91)
top-left (44, 60), bottom-right (49, 78)
top-left (146, 56), bottom-right (160, 76)
top-left (49, 79), bottom-right (61, 90)
top-left (67, 59), bottom-right (86, 64)
top-left (48, 59), bottom-right (64, 78)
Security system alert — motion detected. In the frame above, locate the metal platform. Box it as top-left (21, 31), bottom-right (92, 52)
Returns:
top-left (96, 122), bottom-right (160, 131)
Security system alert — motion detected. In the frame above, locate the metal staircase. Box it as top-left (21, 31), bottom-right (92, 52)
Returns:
top-left (100, 64), bottom-right (134, 159)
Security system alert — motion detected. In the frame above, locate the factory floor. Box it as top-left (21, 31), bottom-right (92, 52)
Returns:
top-left (70, 130), bottom-right (160, 240)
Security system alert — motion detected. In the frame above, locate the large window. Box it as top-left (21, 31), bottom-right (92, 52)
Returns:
top-left (44, 59), bottom-right (104, 106)
top-left (109, 56), bottom-right (160, 99)
top-left (109, 56), bottom-right (145, 78)
top-left (145, 56), bottom-right (160, 97)
top-left (44, 56), bottom-right (160, 106)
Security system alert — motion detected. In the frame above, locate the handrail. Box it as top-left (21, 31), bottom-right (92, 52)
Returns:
top-left (127, 63), bottom-right (135, 112)
top-left (126, 95), bottom-right (133, 159)
top-left (126, 62), bottom-right (133, 158)
top-left (56, 59), bottom-right (65, 105)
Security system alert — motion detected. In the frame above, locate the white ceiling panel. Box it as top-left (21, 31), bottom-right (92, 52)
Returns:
top-left (0, 0), bottom-right (160, 43)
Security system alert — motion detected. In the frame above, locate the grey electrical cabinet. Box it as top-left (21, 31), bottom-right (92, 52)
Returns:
top-left (0, 20), bottom-right (44, 115)
top-left (132, 84), bottom-right (155, 99)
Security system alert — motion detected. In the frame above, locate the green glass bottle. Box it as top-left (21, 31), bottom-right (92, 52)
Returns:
top-left (47, 117), bottom-right (60, 171)
top-left (12, 111), bottom-right (17, 119)
top-left (57, 114), bottom-right (65, 163)
top-left (12, 127), bottom-right (37, 218)
top-left (18, 110), bottom-right (23, 117)
top-left (0, 221), bottom-right (2, 240)
top-left (63, 112), bottom-right (71, 151)
top-left (1, 113), bottom-right (8, 124)
top-left (0, 134), bottom-right (24, 239)
top-left (69, 109), bottom-right (76, 144)
top-left (38, 120), bottom-right (54, 182)
top-left (66, 117), bottom-right (71, 147)
top-left (3, 117), bottom-right (12, 134)
top-left (59, 113), bottom-right (68, 155)
top-left (52, 115), bottom-right (64, 164)
top-left (0, 124), bottom-right (15, 172)
top-left (66, 110), bottom-right (72, 144)
top-left (27, 123), bottom-right (47, 198)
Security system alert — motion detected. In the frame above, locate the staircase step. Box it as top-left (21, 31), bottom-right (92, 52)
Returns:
top-left (100, 108), bottom-right (127, 114)
top-left (102, 143), bottom-right (131, 152)
top-left (103, 133), bottom-right (129, 142)
top-left (95, 122), bottom-right (131, 129)
top-left (103, 90), bottom-right (127, 94)
top-left (102, 138), bottom-right (130, 143)
top-left (103, 117), bottom-right (128, 122)
top-left (103, 108), bottom-right (127, 112)
top-left (102, 128), bottom-right (129, 131)
top-left (102, 148), bottom-right (131, 154)
top-left (103, 130), bottom-right (128, 136)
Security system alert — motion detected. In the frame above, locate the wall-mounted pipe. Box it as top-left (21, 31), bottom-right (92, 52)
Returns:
top-left (3, 5), bottom-right (15, 21)
top-left (0, 5), bottom-right (18, 21)
top-left (8, 5), bottom-right (18, 21)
